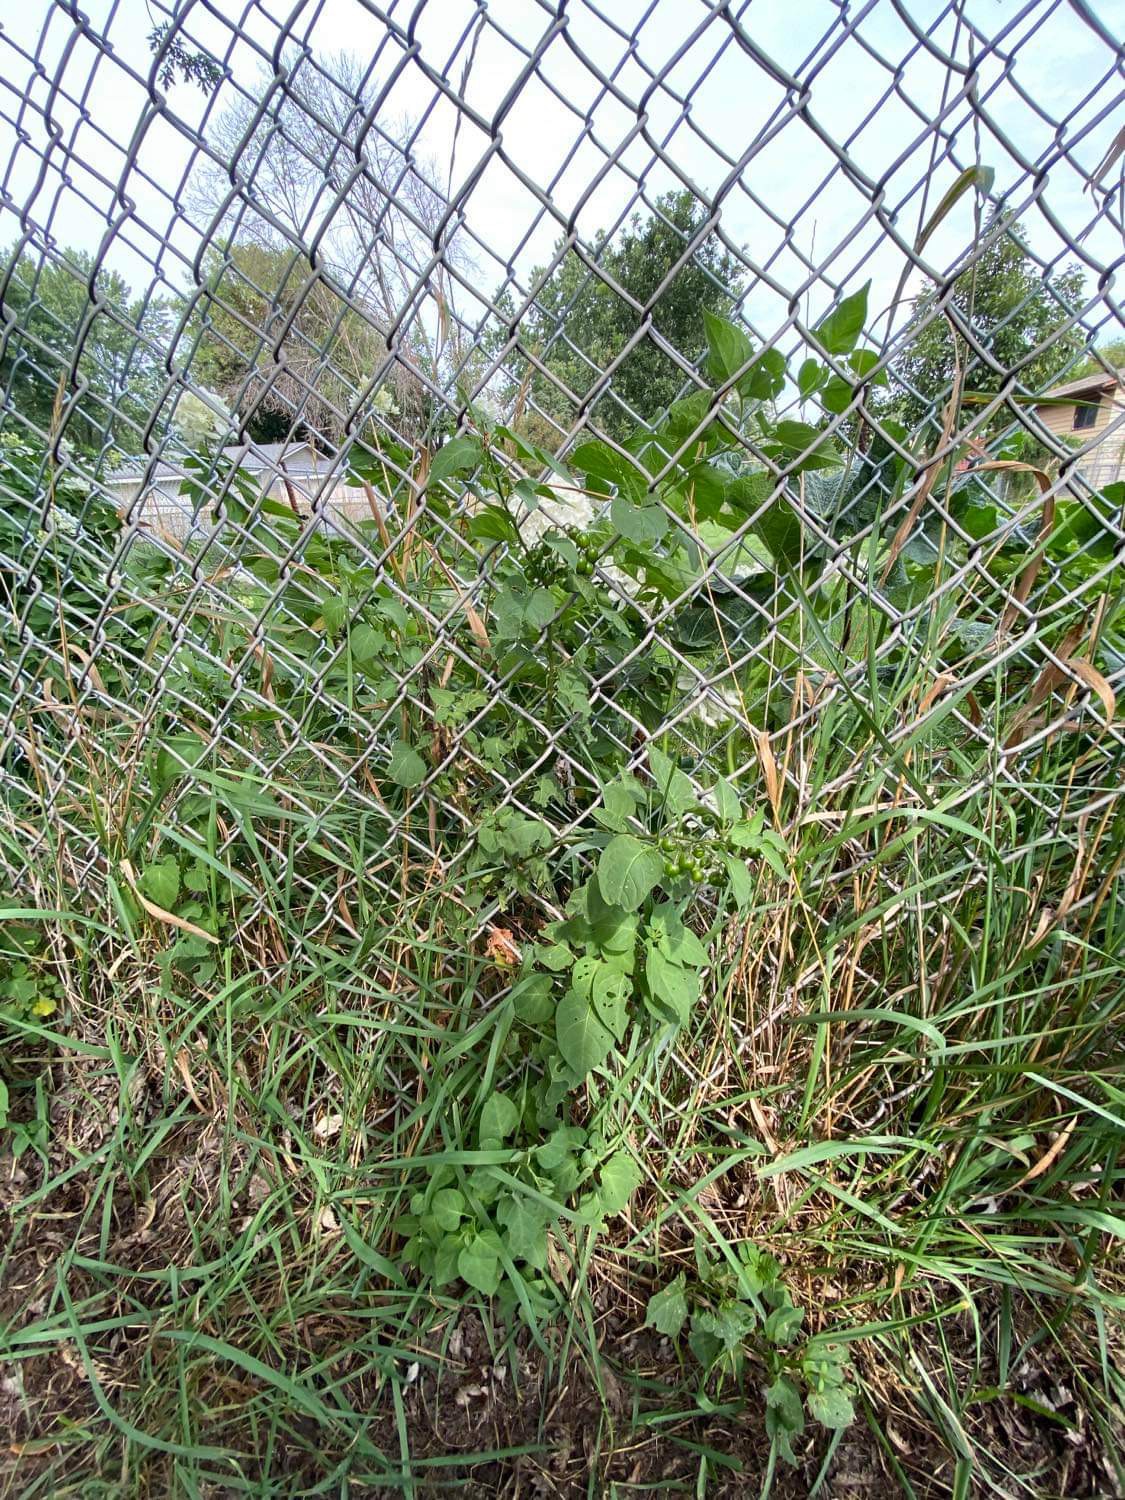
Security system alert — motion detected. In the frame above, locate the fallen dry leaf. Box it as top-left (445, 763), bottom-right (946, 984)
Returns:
top-left (485, 926), bottom-right (521, 965)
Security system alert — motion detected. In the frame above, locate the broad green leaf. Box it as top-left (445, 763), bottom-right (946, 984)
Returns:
top-left (798, 358), bottom-right (826, 398)
top-left (322, 594), bottom-right (349, 635)
top-left (591, 963), bottom-right (630, 1040)
top-left (139, 855), bottom-right (179, 910)
top-left (387, 740), bottom-right (427, 788)
top-left (596, 1150), bottom-right (642, 1215)
top-left (597, 834), bottom-right (663, 912)
top-left (847, 347), bottom-right (886, 384)
top-left (766, 1374), bottom-right (805, 1433)
top-left (154, 734), bottom-right (208, 785)
top-left (457, 1229), bottom-right (503, 1295)
top-left (469, 504), bottom-right (520, 544)
top-left (430, 435), bottom-right (482, 484)
top-left (647, 745), bottom-right (697, 816)
top-left (814, 281), bottom-right (870, 355)
top-left (585, 881), bottom-right (639, 958)
top-left (532, 942), bottom-right (574, 972)
top-left (349, 623), bottom-right (381, 664)
top-left (555, 989), bottom-right (615, 1077)
top-left (724, 471), bottom-right (772, 518)
top-left (820, 375), bottom-right (854, 415)
top-left (430, 1188), bottom-right (466, 1232)
top-left (741, 347), bottom-right (787, 402)
top-left (703, 309), bottom-right (755, 387)
top-left (595, 774), bottom-right (643, 832)
top-left (570, 953), bottom-right (601, 998)
top-left (807, 1384), bottom-right (855, 1430)
top-left (433, 1233), bottom-right (463, 1287)
top-left (754, 495), bottom-right (805, 570)
top-left (764, 1303), bottom-right (805, 1346)
top-left (479, 1092), bottom-right (520, 1143)
top-left (769, 420), bottom-right (837, 461)
top-left (670, 460), bottom-right (728, 521)
top-left (497, 1194), bottom-right (550, 1268)
top-left (723, 851), bottom-right (754, 908)
top-left (649, 905), bottom-right (709, 966)
top-left (611, 493), bottom-right (667, 543)
top-left (571, 439), bottom-right (646, 502)
top-left (524, 587), bottom-right (557, 629)
top-left (695, 1301), bottom-right (755, 1351)
top-left (511, 972), bottom-right (555, 1024)
top-left (645, 1272), bottom-right (689, 1338)
top-left (536, 1123), bottom-right (587, 1171)
top-left (713, 777), bottom-right (741, 826)
top-left (646, 946), bottom-right (699, 1025)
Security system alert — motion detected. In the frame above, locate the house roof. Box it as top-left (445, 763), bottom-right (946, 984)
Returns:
top-left (235, 440), bottom-right (326, 471)
top-left (108, 438), bottom-right (334, 485)
top-left (1038, 370), bottom-right (1122, 402)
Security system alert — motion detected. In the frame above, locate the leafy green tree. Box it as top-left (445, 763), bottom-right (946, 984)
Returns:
top-left (0, 244), bottom-right (171, 454)
top-left (889, 226), bottom-right (1085, 435)
top-left (1076, 335), bottom-right (1125, 378)
top-left (521, 190), bottom-right (745, 443)
top-left (191, 242), bottom-right (414, 444)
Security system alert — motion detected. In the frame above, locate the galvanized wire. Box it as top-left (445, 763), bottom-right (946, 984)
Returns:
top-left (1, 0), bottom-right (1122, 938)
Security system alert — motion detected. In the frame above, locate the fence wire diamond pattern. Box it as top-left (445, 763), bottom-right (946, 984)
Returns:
top-left (1, 0), bottom-right (1122, 947)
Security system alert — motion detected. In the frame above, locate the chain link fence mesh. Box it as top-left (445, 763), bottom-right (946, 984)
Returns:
top-left (1, 0), bottom-right (1122, 949)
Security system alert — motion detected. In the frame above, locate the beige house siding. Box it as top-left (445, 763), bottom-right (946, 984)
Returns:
top-left (106, 472), bottom-right (377, 541)
top-left (1035, 386), bottom-right (1125, 491)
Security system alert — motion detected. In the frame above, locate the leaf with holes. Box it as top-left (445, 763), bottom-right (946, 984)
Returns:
top-left (555, 988), bottom-right (615, 1077)
top-left (807, 1384), bottom-right (855, 1430)
top-left (591, 963), bottom-right (630, 1040)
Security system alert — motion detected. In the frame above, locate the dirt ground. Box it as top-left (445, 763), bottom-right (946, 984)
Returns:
top-left (1, 1063), bottom-right (1120, 1498)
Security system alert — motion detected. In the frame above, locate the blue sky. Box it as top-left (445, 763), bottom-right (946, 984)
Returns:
top-left (1, 0), bottom-right (1121, 363)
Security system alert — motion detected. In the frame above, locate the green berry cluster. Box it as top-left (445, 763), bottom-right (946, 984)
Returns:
top-left (524, 529), bottom-right (602, 586)
top-left (566, 527), bottom-right (601, 577)
top-left (524, 541), bottom-right (564, 587)
top-left (658, 832), bottom-right (736, 885)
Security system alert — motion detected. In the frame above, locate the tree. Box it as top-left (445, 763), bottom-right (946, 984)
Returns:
top-left (1076, 335), bottom-right (1125, 378)
top-left (520, 190), bottom-right (745, 443)
top-left (188, 50), bottom-right (464, 423)
top-left (889, 225), bottom-right (1086, 435)
top-left (190, 242), bottom-right (415, 444)
top-left (0, 244), bottom-right (171, 454)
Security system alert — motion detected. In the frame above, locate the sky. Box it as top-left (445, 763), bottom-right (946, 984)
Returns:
top-left (1, 0), bottom-right (1122, 390)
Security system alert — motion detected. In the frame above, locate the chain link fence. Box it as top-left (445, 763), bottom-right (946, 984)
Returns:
top-left (1, 0), bottom-right (1122, 946)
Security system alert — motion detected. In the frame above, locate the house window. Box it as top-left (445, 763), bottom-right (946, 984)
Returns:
top-left (1073, 398), bottom-right (1099, 430)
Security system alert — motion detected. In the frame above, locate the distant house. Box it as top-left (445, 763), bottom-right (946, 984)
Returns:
top-left (1034, 370), bottom-right (1124, 490)
top-left (104, 439), bottom-right (371, 539)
